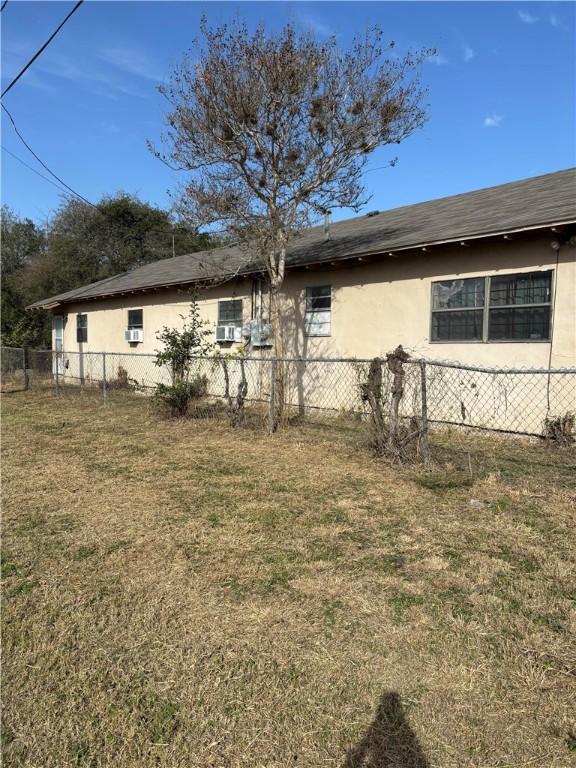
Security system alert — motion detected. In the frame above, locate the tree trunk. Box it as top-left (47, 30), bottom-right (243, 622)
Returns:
top-left (269, 283), bottom-right (286, 432)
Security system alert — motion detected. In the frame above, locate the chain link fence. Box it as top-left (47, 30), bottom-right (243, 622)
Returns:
top-left (2, 346), bottom-right (575, 439)
top-left (1, 346), bottom-right (27, 393)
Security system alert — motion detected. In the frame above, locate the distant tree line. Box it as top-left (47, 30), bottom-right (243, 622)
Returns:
top-left (1, 194), bottom-right (214, 348)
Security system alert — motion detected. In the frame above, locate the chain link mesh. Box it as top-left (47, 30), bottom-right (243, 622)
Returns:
top-left (423, 361), bottom-right (576, 435)
top-left (4, 346), bottom-right (575, 438)
top-left (1, 346), bottom-right (26, 392)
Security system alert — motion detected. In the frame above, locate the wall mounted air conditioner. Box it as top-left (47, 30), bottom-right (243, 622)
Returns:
top-left (125, 329), bottom-right (144, 343)
top-left (215, 325), bottom-right (241, 343)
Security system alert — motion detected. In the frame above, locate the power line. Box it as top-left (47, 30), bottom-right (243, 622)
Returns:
top-left (2, 106), bottom-right (224, 242)
top-left (2, 143), bottom-right (224, 252)
top-left (2, 103), bottom-right (96, 206)
top-left (2, 144), bottom-right (79, 197)
top-left (1, 2), bottom-right (9, 13)
top-left (1, 0), bottom-right (84, 98)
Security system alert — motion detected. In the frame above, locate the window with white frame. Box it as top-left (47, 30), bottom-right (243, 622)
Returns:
top-left (431, 270), bottom-right (552, 342)
top-left (305, 285), bottom-right (331, 336)
top-left (76, 313), bottom-right (87, 343)
top-left (218, 299), bottom-right (243, 328)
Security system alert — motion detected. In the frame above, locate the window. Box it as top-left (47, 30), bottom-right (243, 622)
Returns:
top-left (305, 285), bottom-right (331, 336)
top-left (431, 271), bottom-right (552, 342)
top-left (76, 313), bottom-right (87, 343)
top-left (218, 299), bottom-right (243, 327)
top-left (488, 272), bottom-right (552, 341)
top-left (128, 309), bottom-right (143, 330)
top-left (431, 278), bottom-right (484, 341)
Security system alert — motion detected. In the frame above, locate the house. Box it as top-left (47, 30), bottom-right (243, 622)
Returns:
top-left (29, 168), bottom-right (576, 369)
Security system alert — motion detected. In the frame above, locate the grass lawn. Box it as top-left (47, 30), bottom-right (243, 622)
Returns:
top-left (2, 390), bottom-right (575, 767)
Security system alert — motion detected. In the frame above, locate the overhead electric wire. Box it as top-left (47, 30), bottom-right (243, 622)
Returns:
top-left (0, 1), bottom-right (232, 263)
top-left (2, 109), bottom-right (224, 244)
top-left (2, 103), bottom-right (96, 206)
top-left (1, 0), bottom-right (84, 98)
top-left (2, 144), bottom-right (80, 197)
top-left (2, 143), bottom-right (227, 258)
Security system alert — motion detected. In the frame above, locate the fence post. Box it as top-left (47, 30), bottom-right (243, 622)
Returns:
top-left (419, 360), bottom-right (430, 464)
top-left (269, 357), bottom-right (277, 433)
top-left (102, 352), bottom-right (107, 403)
top-left (54, 351), bottom-right (60, 396)
top-left (22, 347), bottom-right (29, 391)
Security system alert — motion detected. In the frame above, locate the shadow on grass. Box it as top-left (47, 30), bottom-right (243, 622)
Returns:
top-left (343, 691), bottom-right (429, 768)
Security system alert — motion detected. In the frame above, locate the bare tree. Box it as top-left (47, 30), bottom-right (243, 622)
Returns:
top-left (154, 21), bottom-right (430, 300)
top-left (152, 20), bottom-right (432, 427)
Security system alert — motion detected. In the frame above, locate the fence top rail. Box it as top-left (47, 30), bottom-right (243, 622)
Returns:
top-left (421, 360), bottom-right (576, 375)
top-left (3, 346), bottom-right (575, 375)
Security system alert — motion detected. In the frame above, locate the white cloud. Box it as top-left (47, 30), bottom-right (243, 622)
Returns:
top-left (98, 47), bottom-right (164, 82)
top-left (518, 10), bottom-right (539, 24)
top-left (295, 12), bottom-right (336, 38)
top-left (462, 44), bottom-right (476, 63)
top-left (427, 52), bottom-right (448, 66)
top-left (484, 114), bottom-right (503, 128)
top-left (1, 41), bottom-right (149, 99)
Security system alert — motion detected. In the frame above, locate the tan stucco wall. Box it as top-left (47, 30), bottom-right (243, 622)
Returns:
top-left (57, 279), bottom-right (254, 356)
top-left (54, 234), bottom-right (576, 368)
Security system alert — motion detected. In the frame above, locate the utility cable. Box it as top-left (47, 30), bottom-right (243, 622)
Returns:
top-left (1, 0), bottom-right (84, 98)
top-left (2, 144), bottom-right (80, 197)
top-left (2, 103), bottom-right (96, 206)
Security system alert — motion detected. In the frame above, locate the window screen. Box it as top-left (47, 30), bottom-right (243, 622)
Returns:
top-left (305, 286), bottom-right (331, 336)
top-left (76, 313), bottom-right (87, 343)
top-left (218, 300), bottom-right (243, 327)
top-left (128, 309), bottom-right (143, 329)
top-left (488, 271), bottom-right (552, 341)
top-left (431, 271), bottom-right (553, 343)
top-left (431, 278), bottom-right (484, 341)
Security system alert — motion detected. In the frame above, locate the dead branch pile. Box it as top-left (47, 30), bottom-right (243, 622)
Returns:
top-left (361, 346), bottom-right (424, 463)
top-left (221, 357), bottom-right (248, 427)
top-left (543, 412), bottom-right (575, 446)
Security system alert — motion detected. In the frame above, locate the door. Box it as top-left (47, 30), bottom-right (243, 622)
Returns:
top-left (53, 316), bottom-right (65, 377)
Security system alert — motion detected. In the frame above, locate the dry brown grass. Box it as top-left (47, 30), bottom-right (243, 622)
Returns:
top-left (2, 389), bottom-right (575, 767)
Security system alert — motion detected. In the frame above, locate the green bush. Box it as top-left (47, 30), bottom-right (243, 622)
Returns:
top-left (153, 296), bottom-right (213, 418)
top-left (153, 376), bottom-right (208, 417)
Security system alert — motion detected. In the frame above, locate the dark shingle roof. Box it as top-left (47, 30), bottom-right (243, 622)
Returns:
top-left (29, 168), bottom-right (576, 309)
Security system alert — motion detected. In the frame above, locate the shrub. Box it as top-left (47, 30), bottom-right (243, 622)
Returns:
top-left (153, 376), bottom-right (209, 417)
top-left (153, 296), bottom-right (213, 418)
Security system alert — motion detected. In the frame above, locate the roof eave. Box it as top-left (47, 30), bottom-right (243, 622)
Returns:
top-left (310, 218), bottom-right (576, 265)
top-left (26, 218), bottom-right (575, 310)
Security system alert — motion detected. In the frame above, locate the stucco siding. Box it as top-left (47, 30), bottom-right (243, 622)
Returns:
top-left (56, 279), bottom-right (255, 356)
top-left (53, 234), bottom-right (575, 368)
top-left (278, 233), bottom-right (575, 367)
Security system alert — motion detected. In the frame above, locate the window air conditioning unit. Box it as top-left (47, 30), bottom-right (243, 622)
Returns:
top-left (125, 329), bottom-right (144, 343)
top-left (215, 325), bottom-right (241, 343)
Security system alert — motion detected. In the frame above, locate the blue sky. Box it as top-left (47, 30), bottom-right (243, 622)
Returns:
top-left (1, 1), bottom-right (574, 226)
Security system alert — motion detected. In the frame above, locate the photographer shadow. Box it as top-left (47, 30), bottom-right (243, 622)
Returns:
top-left (343, 691), bottom-right (429, 768)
